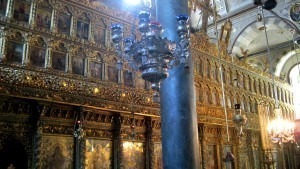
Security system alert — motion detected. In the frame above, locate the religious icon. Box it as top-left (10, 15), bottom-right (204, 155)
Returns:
top-left (85, 139), bottom-right (112, 169)
top-left (52, 51), bottom-right (66, 71)
top-left (57, 11), bottom-right (71, 35)
top-left (6, 41), bottom-right (23, 63)
top-left (46, 146), bottom-right (68, 169)
top-left (13, 0), bottom-right (30, 22)
top-left (123, 70), bottom-right (133, 87)
top-left (107, 65), bottom-right (118, 83)
top-left (290, 3), bottom-right (300, 22)
top-left (76, 14), bottom-right (89, 40)
top-left (94, 25), bottom-right (105, 45)
top-left (72, 56), bottom-right (84, 75)
top-left (30, 46), bottom-right (46, 67)
top-left (36, 8), bottom-right (51, 29)
top-left (122, 142), bottom-right (145, 169)
top-left (90, 62), bottom-right (102, 79)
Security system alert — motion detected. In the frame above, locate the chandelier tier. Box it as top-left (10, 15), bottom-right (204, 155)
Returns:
top-left (111, 9), bottom-right (190, 98)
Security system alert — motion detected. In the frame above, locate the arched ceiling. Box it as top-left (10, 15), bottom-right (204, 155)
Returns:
top-left (231, 17), bottom-right (293, 59)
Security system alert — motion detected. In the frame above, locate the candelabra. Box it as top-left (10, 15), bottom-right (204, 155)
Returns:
top-left (111, 7), bottom-right (190, 99)
top-left (233, 104), bottom-right (247, 137)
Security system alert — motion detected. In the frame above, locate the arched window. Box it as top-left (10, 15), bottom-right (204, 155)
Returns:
top-left (289, 64), bottom-right (300, 119)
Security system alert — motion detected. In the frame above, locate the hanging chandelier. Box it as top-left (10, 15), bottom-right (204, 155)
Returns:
top-left (111, 4), bottom-right (190, 99)
top-left (267, 108), bottom-right (295, 144)
top-left (257, 4), bottom-right (295, 144)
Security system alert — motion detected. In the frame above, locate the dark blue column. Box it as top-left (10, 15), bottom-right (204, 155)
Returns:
top-left (156, 0), bottom-right (200, 169)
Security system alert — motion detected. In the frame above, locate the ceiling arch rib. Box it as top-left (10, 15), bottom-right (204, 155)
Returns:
top-left (231, 17), bottom-right (293, 59)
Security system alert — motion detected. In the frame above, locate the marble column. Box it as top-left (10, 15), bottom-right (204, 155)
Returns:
top-left (156, 0), bottom-right (200, 168)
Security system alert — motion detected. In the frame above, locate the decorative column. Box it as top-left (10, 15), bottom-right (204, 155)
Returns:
top-left (112, 114), bottom-right (123, 169)
top-left (156, 0), bottom-right (200, 168)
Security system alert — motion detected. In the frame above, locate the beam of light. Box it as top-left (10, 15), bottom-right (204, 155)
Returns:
top-left (124, 0), bottom-right (141, 6)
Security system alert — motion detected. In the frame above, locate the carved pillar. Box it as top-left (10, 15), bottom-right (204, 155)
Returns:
top-left (0, 28), bottom-right (7, 62)
top-left (67, 47), bottom-right (72, 73)
top-left (145, 117), bottom-right (154, 169)
top-left (73, 108), bottom-right (84, 169)
top-left (45, 41), bottom-right (52, 69)
top-left (32, 103), bottom-right (46, 169)
top-left (157, 0), bottom-right (200, 168)
top-left (33, 122), bottom-right (43, 169)
top-left (23, 33), bottom-right (31, 66)
top-left (51, 8), bottom-right (58, 33)
top-left (84, 57), bottom-right (89, 77)
top-left (29, 0), bottom-right (37, 27)
top-left (6, 0), bottom-right (14, 19)
top-left (112, 114), bottom-right (122, 169)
